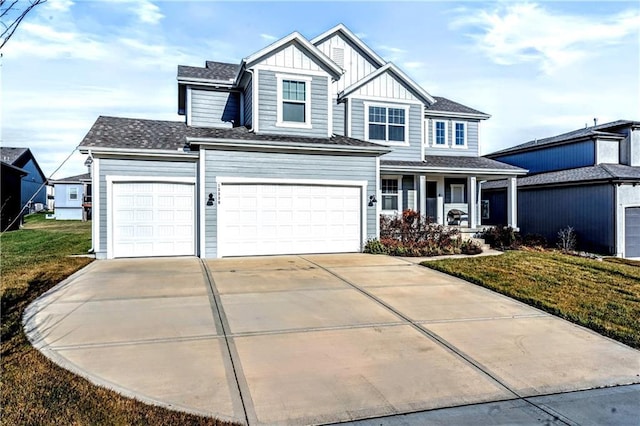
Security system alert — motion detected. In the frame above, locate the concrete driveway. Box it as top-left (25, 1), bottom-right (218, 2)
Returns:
top-left (24, 254), bottom-right (640, 425)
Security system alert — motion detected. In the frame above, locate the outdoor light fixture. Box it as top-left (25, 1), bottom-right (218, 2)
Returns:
top-left (207, 193), bottom-right (215, 206)
top-left (368, 195), bottom-right (377, 207)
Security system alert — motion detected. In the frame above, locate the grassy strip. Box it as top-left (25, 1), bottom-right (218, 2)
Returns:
top-left (1, 214), bottom-right (234, 425)
top-left (423, 250), bottom-right (640, 349)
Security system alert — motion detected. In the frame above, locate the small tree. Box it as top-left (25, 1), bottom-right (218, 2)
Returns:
top-left (557, 226), bottom-right (577, 252)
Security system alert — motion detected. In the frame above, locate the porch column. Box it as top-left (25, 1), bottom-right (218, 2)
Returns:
top-left (507, 176), bottom-right (518, 228)
top-left (419, 175), bottom-right (426, 216)
top-left (467, 176), bottom-right (477, 228)
top-left (477, 180), bottom-right (484, 227)
top-left (436, 176), bottom-right (445, 225)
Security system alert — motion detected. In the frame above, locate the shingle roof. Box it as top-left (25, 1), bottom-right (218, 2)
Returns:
top-left (482, 164), bottom-right (640, 189)
top-left (425, 96), bottom-right (489, 117)
top-left (79, 116), bottom-right (388, 151)
top-left (177, 61), bottom-right (239, 82)
top-left (51, 173), bottom-right (91, 183)
top-left (0, 147), bottom-right (28, 165)
top-left (382, 156), bottom-right (526, 172)
top-left (487, 120), bottom-right (639, 157)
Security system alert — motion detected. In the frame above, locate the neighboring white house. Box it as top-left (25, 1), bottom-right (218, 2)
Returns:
top-left (78, 24), bottom-right (525, 259)
top-left (49, 173), bottom-right (92, 221)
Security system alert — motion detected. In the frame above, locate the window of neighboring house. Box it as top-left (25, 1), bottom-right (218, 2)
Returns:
top-left (367, 105), bottom-right (406, 143)
top-left (381, 178), bottom-right (399, 210)
top-left (450, 184), bottom-right (465, 203)
top-left (68, 187), bottom-right (79, 201)
top-left (434, 120), bottom-right (447, 146)
top-left (277, 74), bottom-right (312, 128)
top-left (454, 122), bottom-right (467, 147)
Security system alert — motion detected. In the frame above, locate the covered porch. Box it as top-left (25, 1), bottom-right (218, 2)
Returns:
top-left (378, 157), bottom-right (527, 230)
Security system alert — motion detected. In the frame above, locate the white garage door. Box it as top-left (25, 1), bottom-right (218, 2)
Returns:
top-left (112, 182), bottom-right (195, 258)
top-left (219, 183), bottom-right (362, 257)
top-left (626, 207), bottom-right (640, 258)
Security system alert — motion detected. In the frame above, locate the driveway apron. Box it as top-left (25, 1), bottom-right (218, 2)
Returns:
top-left (25, 254), bottom-right (640, 426)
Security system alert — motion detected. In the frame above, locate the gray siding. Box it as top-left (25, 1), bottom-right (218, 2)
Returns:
top-left (333, 99), bottom-right (345, 136)
top-left (257, 70), bottom-right (329, 137)
top-left (243, 78), bottom-right (253, 127)
top-left (425, 119), bottom-right (479, 157)
top-left (350, 98), bottom-right (422, 161)
top-left (98, 158), bottom-right (197, 254)
top-left (190, 89), bottom-right (238, 128)
top-left (203, 149), bottom-right (377, 258)
top-left (519, 184), bottom-right (615, 254)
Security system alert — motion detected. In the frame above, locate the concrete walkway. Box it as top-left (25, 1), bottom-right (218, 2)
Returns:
top-left (24, 254), bottom-right (640, 425)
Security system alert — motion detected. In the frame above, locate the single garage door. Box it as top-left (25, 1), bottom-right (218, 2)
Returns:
top-left (219, 183), bottom-right (362, 257)
top-left (625, 207), bottom-right (640, 258)
top-left (112, 182), bottom-right (195, 258)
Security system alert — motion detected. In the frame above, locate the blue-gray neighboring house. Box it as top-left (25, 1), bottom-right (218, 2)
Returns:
top-left (49, 173), bottom-right (92, 221)
top-left (482, 120), bottom-right (640, 258)
top-left (78, 24), bottom-right (525, 259)
top-left (0, 147), bottom-right (47, 213)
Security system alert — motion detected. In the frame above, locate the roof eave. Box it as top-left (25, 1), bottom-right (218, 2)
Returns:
top-left (380, 164), bottom-right (527, 175)
top-left (177, 76), bottom-right (236, 88)
top-left (425, 110), bottom-right (491, 120)
top-left (186, 137), bottom-right (391, 155)
top-left (78, 146), bottom-right (199, 159)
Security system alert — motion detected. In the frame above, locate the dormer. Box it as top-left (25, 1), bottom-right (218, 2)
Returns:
top-left (234, 32), bottom-right (343, 138)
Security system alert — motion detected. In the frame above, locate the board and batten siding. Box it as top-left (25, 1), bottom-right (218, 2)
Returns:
top-left (314, 32), bottom-right (381, 94)
top-left (493, 140), bottom-right (595, 174)
top-left (425, 118), bottom-right (479, 157)
top-left (350, 98), bottom-right (422, 161)
top-left (257, 70), bottom-right (329, 137)
top-left (97, 158), bottom-right (197, 254)
top-left (190, 89), bottom-right (239, 128)
top-left (256, 42), bottom-right (325, 72)
top-left (353, 72), bottom-right (419, 102)
top-left (243, 78), bottom-right (253, 127)
top-left (519, 184), bottom-right (615, 254)
top-left (203, 149), bottom-right (378, 258)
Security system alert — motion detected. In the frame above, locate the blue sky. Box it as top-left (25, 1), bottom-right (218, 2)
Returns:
top-left (1, 0), bottom-right (638, 177)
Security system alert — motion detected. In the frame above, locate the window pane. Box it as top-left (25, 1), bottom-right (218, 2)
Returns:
top-left (389, 125), bottom-right (404, 141)
top-left (369, 123), bottom-right (386, 140)
top-left (381, 179), bottom-right (398, 194)
top-left (436, 121), bottom-right (445, 144)
top-left (455, 123), bottom-right (465, 145)
top-left (369, 106), bottom-right (386, 123)
top-left (283, 102), bottom-right (305, 122)
top-left (283, 80), bottom-right (305, 101)
top-left (382, 195), bottom-right (398, 210)
top-left (388, 108), bottom-right (405, 124)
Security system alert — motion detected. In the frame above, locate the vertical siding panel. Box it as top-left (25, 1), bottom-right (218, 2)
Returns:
top-left (493, 140), bottom-right (596, 173)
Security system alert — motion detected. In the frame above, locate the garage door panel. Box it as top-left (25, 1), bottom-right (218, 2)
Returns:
top-left (112, 182), bottom-right (195, 258)
top-left (219, 183), bottom-right (362, 257)
top-left (626, 207), bottom-right (640, 258)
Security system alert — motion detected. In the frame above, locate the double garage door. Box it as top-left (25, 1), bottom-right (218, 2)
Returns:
top-left (219, 183), bottom-right (363, 257)
top-left (111, 181), bottom-right (363, 258)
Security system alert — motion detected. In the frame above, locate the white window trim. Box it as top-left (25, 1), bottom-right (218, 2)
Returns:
top-left (432, 119), bottom-right (449, 147)
top-left (452, 121), bottom-right (468, 149)
top-left (364, 102), bottom-right (409, 146)
top-left (68, 186), bottom-right (79, 201)
top-left (381, 175), bottom-right (402, 213)
top-left (275, 73), bottom-right (313, 129)
top-left (451, 184), bottom-right (465, 203)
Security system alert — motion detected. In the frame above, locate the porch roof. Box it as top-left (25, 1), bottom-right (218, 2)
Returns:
top-left (380, 156), bottom-right (527, 175)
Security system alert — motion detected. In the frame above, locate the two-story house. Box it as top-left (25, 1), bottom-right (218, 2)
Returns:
top-left (482, 120), bottom-right (640, 258)
top-left (0, 147), bottom-right (47, 213)
top-left (79, 24), bottom-right (525, 259)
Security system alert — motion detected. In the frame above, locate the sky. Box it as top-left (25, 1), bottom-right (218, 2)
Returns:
top-left (1, 0), bottom-right (639, 178)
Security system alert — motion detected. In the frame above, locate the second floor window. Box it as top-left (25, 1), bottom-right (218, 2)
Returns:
top-left (455, 122), bottom-right (466, 147)
top-left (435, 121), bottom-right (446, 145)
top-left (368, 106), bottom-right (406, 143)
top-left (282, 80), bottom-right (306, 123)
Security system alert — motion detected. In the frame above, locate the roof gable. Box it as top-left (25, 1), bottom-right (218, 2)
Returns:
top-left (243, 32), bottom-right (342, 79)
top-left (425, 97), bottom-right (490, 119)
top-left (338, 63), bottom-right (435, 105)
top-left (0, 147), bottom-right (46, 181)
top-left (311, 23), bottom-right (385, 68)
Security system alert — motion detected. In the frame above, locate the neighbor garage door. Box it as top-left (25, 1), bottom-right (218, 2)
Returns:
top-left (219, 183), bottom-right (362, 257)
top-left (625, 207), bottom-right (640, 258)
top-left (112, 182), bottom-right (195, 258)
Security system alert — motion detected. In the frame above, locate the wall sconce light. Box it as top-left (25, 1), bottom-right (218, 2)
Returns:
top-left (207, 193), bottom-right (215, 206)
top-left (368, 195), bottom-right (377, 207)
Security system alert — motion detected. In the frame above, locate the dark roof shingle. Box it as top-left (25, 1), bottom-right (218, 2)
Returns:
top-left (79, 116), bottom-right (387, 151)
top-left (177, 61), bottom-right (240, 82)
top-left (0, 147), bottom-right (28, 165)
top-left (425, 96), bottom-right (488, 117)
top-left (51, 173), bottom-right (91, 183)
top-left (382, 156), bottom-right (525, 172)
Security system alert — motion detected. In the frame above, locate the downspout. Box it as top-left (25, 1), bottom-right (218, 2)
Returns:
top-left (247, 69), bottom-right (256, 132)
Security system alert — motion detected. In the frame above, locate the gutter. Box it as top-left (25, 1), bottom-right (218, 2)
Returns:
top-left (380, 165), bottom-right (527, 175)
top-left (186, 137), bottom-right (391, 155)
top-left (77, 146), bottom-right (199, 158)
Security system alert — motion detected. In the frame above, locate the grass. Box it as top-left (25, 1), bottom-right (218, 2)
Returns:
top-left (1, 213), bottom-right (233, 425)
top-left (423, 249), bottom-right (640, 349)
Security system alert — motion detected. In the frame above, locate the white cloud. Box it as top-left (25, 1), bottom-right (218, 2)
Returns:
top-left (402, 61), bottom-right (425, 70)
top-left (45, 0), bottom-right (74, 12)
top-left (451, 3), bottom-right (640, 74)
top-left (129, 0), bottom-right (164, 24)
top-left (260, 33), bottom-right (278, 42)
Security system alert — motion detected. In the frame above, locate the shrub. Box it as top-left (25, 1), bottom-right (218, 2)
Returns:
top-left (557, 226), bottom-right (577, 252)
top-left (480, 225), bottom-right (521, 250)
top-left (461, 239), bottom-right (483, 255)
top-left (522, 233), bottom-right (548, 248)
top-left (363, 238), bottom-right (388, 254)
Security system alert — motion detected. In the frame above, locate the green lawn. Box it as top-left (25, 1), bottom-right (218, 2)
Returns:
top-left (424, 250), bottom-right (640, 349)
top-left (1, 213), bottom-right (231, 425)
